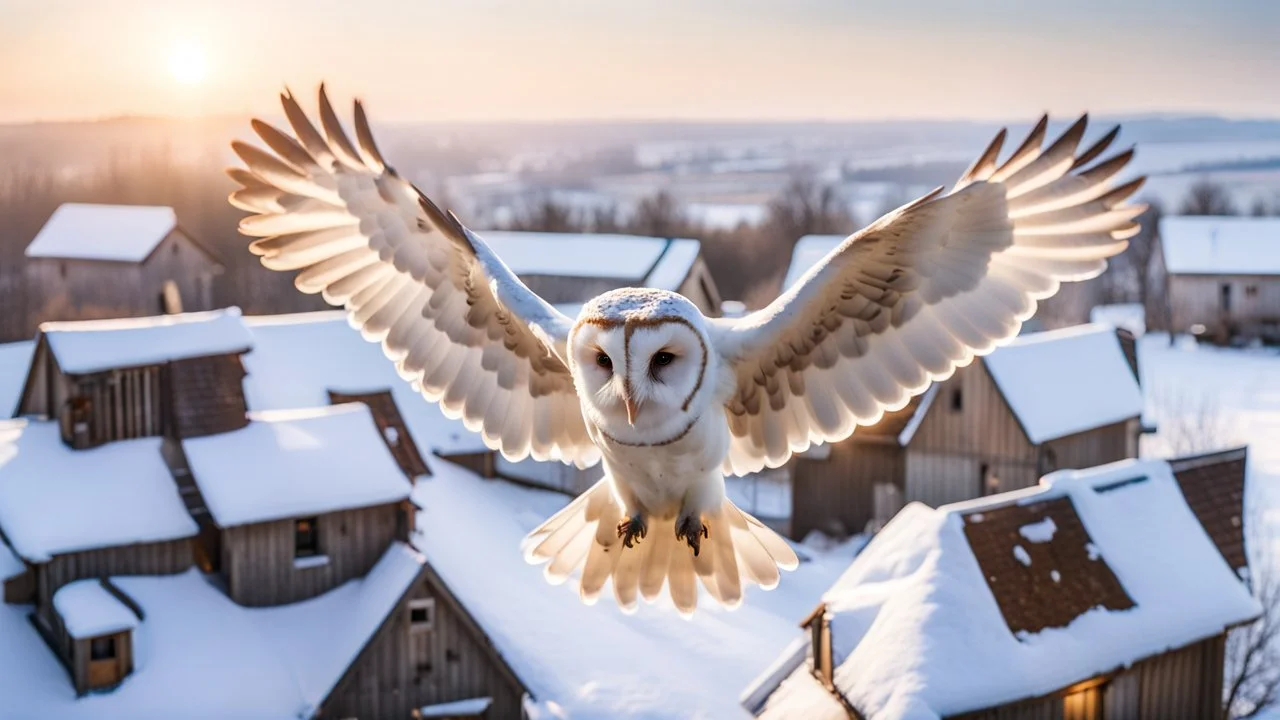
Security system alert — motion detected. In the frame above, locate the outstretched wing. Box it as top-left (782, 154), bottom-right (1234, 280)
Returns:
top-left (712, 115), bottom-right (1144, 475)
top-left (230, 87), bottom-right (599, 467)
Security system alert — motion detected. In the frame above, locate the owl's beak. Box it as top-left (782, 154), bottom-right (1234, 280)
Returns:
top-left (624, 395), bottom-right (640, 425)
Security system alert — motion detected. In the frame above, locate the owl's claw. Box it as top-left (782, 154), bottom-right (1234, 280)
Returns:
top-left (676, 515), bottom-right (709, 557)
top-left (617, 516), bottom-right (647, 548)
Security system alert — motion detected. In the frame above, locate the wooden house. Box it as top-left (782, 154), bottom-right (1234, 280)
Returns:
top-left (1152, 216), bottom-right (1280, 343)
top-left (22, 203), bottom-right (223, 337)
top-left (790, 323), bottom-right (1144, 540)
top-left (744, 455), bottom-right (1259, 720)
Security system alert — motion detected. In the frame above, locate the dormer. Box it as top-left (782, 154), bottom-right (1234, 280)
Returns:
top-left (16, 309), bottom-right (253, 448)
top-left (51, 579), bottom-right (140, 695)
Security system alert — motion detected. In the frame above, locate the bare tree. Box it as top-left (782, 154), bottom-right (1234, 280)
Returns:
top-left (1180, 179), bottom-right (1237, 216)
top-left (1148, 383), bottom-right (1237, 457)
top-left (507, 197), bottom-right (584, 233)
top-left (764, 175), bottom-right (856, 242)
top-left (1250, 197), bottom-right (1271, 218)
top-left (627, 191), bottom-right (687, 238)
top-left (1224, 526), bottom-right (1280, 718)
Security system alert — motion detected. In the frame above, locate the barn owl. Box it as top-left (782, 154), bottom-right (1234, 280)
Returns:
top-left (230, 87), bottom-right (1143, 615)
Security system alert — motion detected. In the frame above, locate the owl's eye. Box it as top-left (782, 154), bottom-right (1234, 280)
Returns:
top-left (653, 351), bottom-right (675, 367)
top-left (596, 352), bottom-right (613, 371)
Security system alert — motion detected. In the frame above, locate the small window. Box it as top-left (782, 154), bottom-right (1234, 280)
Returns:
top-left (409, 597), bottom-right (436, 632)
top-left (59, 262), bottom-right (68, 279)
top-left (90, 636), bottom-right (116, 661)
top-left (1246, 285), bottom-right (1259, 299)
top-left (294, 517), bottom-right (319, 558)
top-left (1221, 283), bottom-right (1233, 312)
top-left (950, 388), bottom-right (963, 412)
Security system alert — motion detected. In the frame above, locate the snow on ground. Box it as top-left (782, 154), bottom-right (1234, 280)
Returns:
top-left (0, 340), bottom-right (34, 417)
top-left (0, 543), bottom-right (424, 720)
top-left (413, 458), bottom-right (862, 719)
top-left (181, 404), bottom-right (411, 528)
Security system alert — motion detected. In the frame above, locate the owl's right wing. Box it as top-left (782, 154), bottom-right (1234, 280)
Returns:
top-left (229, 87), bottom-right (599, 467)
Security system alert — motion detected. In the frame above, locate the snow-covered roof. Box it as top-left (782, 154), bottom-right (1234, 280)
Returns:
top-left (413, 458), bottom-right (863, 719)
top-left (242, 311), bottom-right (486, 456)
top-left (784, 234), bottom-right (844, 291)
top-left (983, 324), bottom-right (1143, 443)
top-left (41, 308), bottom-right (253, 375)
top-left (25, 203), bottom-right (178, 262)
top-left (481, 231), bottom-right (699, 287)
top-left (0, 420), bottom-right (197, 562)
top-left (0, 340), bottom-right (34, 418)
top-left (1159, 216), bottom-right (1280, 276)
top-left (750, 458), bottom-right (1260, 720)
top-left (0, 542), bottom-right (424, 719)
top-left (0, 539), bottom-right (24, 582)
top-left (52, 580), bottom-right (139, 639)
top-left (182, 404), bottom-right (412, 528)
top-left (419, 698), bottom-right (494, 718)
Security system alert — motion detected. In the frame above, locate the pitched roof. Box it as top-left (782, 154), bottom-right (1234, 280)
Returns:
top-left (983, 324), bottom-right (1144, 443)
top-left (1170, 446), bottom-right (1249, 573)
top-left (412, 458), bottom-right (862, 719)
top-left (0, 420), bottom-right (197, 562)
top-left (784, 234), bottom-right (844, 291)
top-left (241, 311), bottom-right (486, 456)
top-left (747, 458), bottom-right (1260, 719)
top-left (481, 231), bottom-right (698, 285)
top-left (25, 203), bottom-right (177, 262)
top-left (0, 543), bottom-right (424, 719)
top-left (1159, 216), bottom-right (1280, 276)
top-left (52, 580), bottom-right (139, 639)
top-left (182, 404), bottom-right (412, 528)
top-left (41, 307), bottom-right (253, 375)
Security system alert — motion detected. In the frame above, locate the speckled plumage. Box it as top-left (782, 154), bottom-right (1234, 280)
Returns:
top-left (231, 88), bottom-right (1143, 614)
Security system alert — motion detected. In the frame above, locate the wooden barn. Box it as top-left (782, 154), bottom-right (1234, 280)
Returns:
top-left (21, 203), bottom-right (223, 338)
top-left (744, 454), bottom-right (1259, 720)
top-left (1152, 216), bottom-right (1280, 343)
top-left (789, 323), bottom-right (1145, 539)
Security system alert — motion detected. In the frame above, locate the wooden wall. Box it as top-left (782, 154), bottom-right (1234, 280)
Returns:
top-left (1168, 274), bottom-right (1280, 342)
top-left (72, 629), bottom-right (133, 696)
top-left (948, 634), bottom-right (1227, 720)
top-left (791, 441), bottom-right (903, 540)
top-left (221, 503), bottom-right (404, 607)
top-left (677, 255), bottom-right (722, 316)
top-left (167, 353), bottom-right (249, 438)
top-left (1041, 421), bottom-right (1138, 476)
top-left (20, 230), bottom-right (219, 339)
top-left (320, 564), bottom-right (527, 720)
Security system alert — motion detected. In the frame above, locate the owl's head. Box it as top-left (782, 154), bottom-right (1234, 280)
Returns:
top-left (568, 289), bottom-right (716, 444)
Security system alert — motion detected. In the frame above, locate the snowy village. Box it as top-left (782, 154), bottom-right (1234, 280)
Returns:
top-left (2, 3), bottom-right (1280, 720)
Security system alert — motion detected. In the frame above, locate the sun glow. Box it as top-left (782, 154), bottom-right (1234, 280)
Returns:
top-left (168, 43), bottom-right (209, 86)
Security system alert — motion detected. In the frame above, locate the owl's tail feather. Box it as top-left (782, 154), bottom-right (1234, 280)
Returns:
top-left (520, 479), bottom-right (799, 615)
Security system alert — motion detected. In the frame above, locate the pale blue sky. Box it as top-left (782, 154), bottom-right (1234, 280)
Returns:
top-left (1, 0), bottom-right (1277, 122)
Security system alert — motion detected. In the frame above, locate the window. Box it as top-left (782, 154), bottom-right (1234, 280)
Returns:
top-left (1246, 284), bottom-right (1259, 299)
top-left (90, 636), bottom-right (116, 661)
top-left (950, 387), bottom-right (963, 412)
top-left (1221, 283), bottom-right (1233, 312)
top-left (409, 597), bottom-right (436, 632)
top-left (294, 517), bottom-right (319, 558)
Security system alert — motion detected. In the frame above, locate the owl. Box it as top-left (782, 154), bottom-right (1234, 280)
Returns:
top-left (230, 87), bottom-right (1143, 615)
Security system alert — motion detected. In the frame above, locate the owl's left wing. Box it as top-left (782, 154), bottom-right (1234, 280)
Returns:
top-left (230, 87), bottom-right (598, 467)
top-left (711, 116), bottom-right (1144, 475)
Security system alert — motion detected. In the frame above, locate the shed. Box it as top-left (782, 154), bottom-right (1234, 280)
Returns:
top-left (746, 458), bottom-right (1261, 720)
top-left (1154, 216), bottom-right (1280, 342)
top-left (22, 203), bottom-right (223, 335)
top-left (790, 324), bottom-right (1144, 539)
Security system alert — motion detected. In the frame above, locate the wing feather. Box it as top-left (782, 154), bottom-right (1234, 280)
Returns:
top-left (230, 87), bottom-right (598, 467)
top-left (712, 115), bottom-right (1143, 474)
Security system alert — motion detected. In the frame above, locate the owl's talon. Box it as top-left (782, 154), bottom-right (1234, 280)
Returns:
top-left (617, 516), bottom-right (647, 548)
top-left (676, 515), bottom-right (707, 556)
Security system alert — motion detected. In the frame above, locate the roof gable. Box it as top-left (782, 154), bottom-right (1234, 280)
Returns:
top-left (26, 203), bottom-right (177, 263)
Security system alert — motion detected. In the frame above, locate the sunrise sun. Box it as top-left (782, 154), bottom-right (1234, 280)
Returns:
top-left (168, 43), bottom-right (209, 86)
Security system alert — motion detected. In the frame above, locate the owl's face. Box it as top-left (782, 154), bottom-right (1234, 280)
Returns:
top-left (569, 290), bottom-right (714, 444)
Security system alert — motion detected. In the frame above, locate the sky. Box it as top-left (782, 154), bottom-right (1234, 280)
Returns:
top-left (1, 0), bottom-right (1279, 123)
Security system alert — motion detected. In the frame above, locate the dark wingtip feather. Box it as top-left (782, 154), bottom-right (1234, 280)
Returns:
top-left (317, 85), bottom-right (363, 169)
top-left (353, 99), bottom-right (388, 172)
top-left (1070, 125), bottom-right (1121, 171)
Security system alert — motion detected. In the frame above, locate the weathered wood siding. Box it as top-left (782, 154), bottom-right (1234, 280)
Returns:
top-left (72, 629), bottom-right (133, 696)
top-left (1168, 274), bottom-right (1280, 342)
top-left (677, 255), bottom-right (722, 316)
top-left (791, 441), bottom-right (903, 539)
top-left (948, 635), bottom-right (1226, 720)
top-left (167, 353), bottom-right (249, 438)
top-left (21, 230), bottom-right (219, 338)
top-left (320, 565), bottom-right (526, 720)
top-left (1041, 421), bottom-right (1137, 476)
top-left (60, 366), bottom-right (166, 448)
top-left (222, 503), bottom-right (404, 606)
